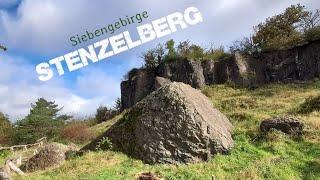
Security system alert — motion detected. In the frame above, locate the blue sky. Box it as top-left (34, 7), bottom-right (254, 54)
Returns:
top-left (0, 0), bottom-right (319, 121)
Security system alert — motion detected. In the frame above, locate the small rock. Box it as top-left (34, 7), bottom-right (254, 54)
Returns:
top-left (23, 143), bottom-right (75, 172)
top-left (260, 117), bottom-right (304, 136)
top-left (137, 172), bottom-right (161, 180)
top-left (0, 167), bottom-right (10, 180)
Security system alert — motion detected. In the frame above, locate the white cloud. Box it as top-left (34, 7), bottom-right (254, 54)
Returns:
top-left (1, 0), bottom-right (319, 54)
top-left (0, 54), bottom-right (118, 121)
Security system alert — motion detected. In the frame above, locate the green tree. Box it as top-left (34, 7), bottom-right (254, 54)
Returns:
top-left (114, 98), bottom-right (122, 112)
top-left (95, 106), bottom-right (109, 123)
top-left (165, 39), bottom-right (178, 59)
top-left (252, 4), bottom-right (308, 51)
top-left (0, 112), bottom-right (12, 145)
top-left (177, 41), bottom-right (205, 60)
top-left (141, 44), bottom-right (165, 69)
top-left (13, 98), bottom-right (71, 144)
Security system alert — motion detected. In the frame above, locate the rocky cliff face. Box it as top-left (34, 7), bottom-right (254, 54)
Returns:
top-left (121, 40), bottom-right (320, 109)
top-left (262, 40), bottom-right (320, 82)
top-left (157, 59), bottom-right (206, 88)
top-left (120, 69), bottom-right (155, 110)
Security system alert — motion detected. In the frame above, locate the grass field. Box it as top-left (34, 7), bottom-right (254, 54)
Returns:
top-left (9, 80), bottom-right (320, 180)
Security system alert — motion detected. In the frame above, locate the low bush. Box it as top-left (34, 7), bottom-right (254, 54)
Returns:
top-left (60, 121), bottom-right (95, 144)
top-left (296, 95), bottom-right (320, 114)
top-left (0, 112), bottom-right (13, 146)
top-left (95, 137), bottom-right (113, 151)
top-left (95, 105), bottom-right (120, 124)
top-left (304, 26), bottom-right (320, 42)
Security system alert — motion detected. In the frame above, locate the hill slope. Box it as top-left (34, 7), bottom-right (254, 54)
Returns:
top-left (14, 81), bottom-right (320, 180)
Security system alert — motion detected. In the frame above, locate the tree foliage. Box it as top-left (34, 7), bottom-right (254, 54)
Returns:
top-left (13, 98), bottom-right (71, 144)
top-left (0, 112), bottom-right (12, 145)
top-left (252, 4), bottom-right (319, 51)
top-left (165, 39), bottom-right (178, 59)
top-left (230, 37), bottom-right (260, 55)
top-left (95, 103), bottom-right (120, 124)
top-left (141, 44), bottom-right (165, 69)
top-left (300, 9), bottom-right (320, 32)
top-left (142, 40), bottom-right (230, 68)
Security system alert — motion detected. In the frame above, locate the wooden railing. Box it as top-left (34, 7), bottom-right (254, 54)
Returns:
top-left (0, 137), bottom-right (47, 152)
top-left (0, 137), bottom-right (48, 178)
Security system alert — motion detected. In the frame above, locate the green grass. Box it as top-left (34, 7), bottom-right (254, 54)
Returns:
top-left (0, 150), bottom-right (11, 165)
top-left (14, 81), bottom-right (320, 180)
top-left (89, 113), bottom-right (124, 136)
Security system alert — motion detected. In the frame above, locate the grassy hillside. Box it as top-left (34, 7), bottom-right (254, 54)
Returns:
top-left (13, 80), bottom-right (320, 180)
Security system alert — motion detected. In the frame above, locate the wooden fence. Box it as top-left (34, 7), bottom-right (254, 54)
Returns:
top-left (0, 137), bottom-right (47, 152)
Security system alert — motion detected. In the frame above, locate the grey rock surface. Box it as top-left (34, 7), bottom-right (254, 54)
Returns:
top-left (121, 69), bottom-right (156, 110)
top-left (201, 60), bottom-right (216, 85)
top-left (23, 143), bottom-right (73, 172)
top-left (157, 59), bottom-right (206, 89)
top-left (120, 40), bottom-right (320, 109)
top-left (260, 116), bottom-right (304, 136)
top-left (153, 77), bottom-right (171, 90)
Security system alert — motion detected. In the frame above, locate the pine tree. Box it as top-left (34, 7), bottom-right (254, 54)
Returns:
top-left (13, 98), bottom-right (71, 144)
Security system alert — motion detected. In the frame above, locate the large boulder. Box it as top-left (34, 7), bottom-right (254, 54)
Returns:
top-left (83, 82), bottom-right (233, 164)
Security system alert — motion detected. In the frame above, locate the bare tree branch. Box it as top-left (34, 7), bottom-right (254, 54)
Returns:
top-left (301, 9), bottom-right (320, 31)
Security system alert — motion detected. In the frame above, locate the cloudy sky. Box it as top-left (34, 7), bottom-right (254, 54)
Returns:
top-left (0, 0), bottom-right (319, 121)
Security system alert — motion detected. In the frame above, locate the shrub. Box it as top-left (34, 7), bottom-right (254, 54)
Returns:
top-left (141, 44), bottom-right (165, 69)
top-left (230, 37), bottom-right (261, 56)
top-left (165, 39), bottom-right (178, 60)
top-left (0, 112), bottom-right (13, 145)
top-left (95, 137), bottom-right (113, 151)
top-left (60, 121), bottom-right (95, 144)
top-left (0, 150), bottom-right (11, 159)
top-left (205, 46), bottom-right (231, 61)
top-left (296, 95), bottom-right (320, 114)
top-left (185, 44), bottom-right (205, 60)
top-left (304, 26), bottom-right (320, 42)
top-left (114, 98), bottom-right (122, 112)
top-left (95, 106), bottom-right (119, 124)
top-left (95, 106), bottom-right (109, 123)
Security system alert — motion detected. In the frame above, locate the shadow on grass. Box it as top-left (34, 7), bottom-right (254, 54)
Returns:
top-left (301, 159), bottom-right (320, 180)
